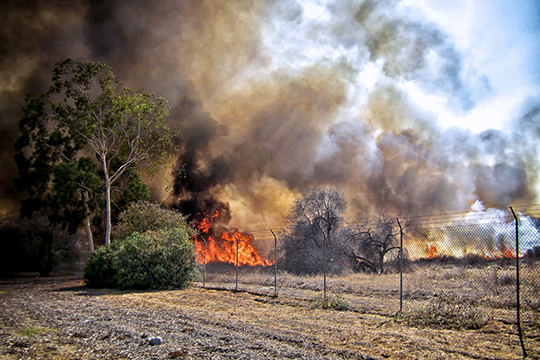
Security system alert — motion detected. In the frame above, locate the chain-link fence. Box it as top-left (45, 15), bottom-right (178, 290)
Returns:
top-left (196, 229), bottom-right (279, 295)
top-left (195, 205), bottom-right (540, 356)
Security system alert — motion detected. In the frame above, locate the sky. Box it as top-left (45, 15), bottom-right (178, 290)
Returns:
top-left (1, 0), bottom-right (539, 229)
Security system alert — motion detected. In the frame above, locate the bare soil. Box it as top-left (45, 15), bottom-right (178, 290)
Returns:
top-left (0, 275), bottom-right (537, 359)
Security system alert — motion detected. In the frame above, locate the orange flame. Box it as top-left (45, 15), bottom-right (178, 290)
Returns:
top-left (197, 210), bottom-right (219, 234)
top-left (470, 239), bottom-right (516, 260)
top-left (192, 211), bottom-right (273, 266)
top-left (498, 240), bottom-right (515, 259)
top-left (422, 239), bottom-right (516, 261)
top-left (426, 243), bottom-right (438, 259)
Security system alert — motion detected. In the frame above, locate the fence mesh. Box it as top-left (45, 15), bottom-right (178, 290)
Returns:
top-left (194, 207), bottom-right (540, 354)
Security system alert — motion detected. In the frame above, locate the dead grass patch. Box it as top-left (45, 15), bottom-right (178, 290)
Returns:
top-left (397, 295), bottom-right (489, 330)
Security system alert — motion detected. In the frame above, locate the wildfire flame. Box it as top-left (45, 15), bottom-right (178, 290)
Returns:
top-left (426, 243), bottom-right (438, 259)
top-left (478, 240), bottom-right (516, 260)
top-left (193, 211), bottom-right (273, 266)
top-left (423, 239), bottom-right (516, 260)
top-left (417, 201), bottom-right (527, 261)
top-left (196, 210), bottom-right (218, 234)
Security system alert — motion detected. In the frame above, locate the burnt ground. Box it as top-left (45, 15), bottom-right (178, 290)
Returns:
top-left (0, 276), bottom-right (537, 359)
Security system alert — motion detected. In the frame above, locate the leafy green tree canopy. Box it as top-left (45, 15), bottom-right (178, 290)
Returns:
top-left (14, 59), bottom-right (175, 247)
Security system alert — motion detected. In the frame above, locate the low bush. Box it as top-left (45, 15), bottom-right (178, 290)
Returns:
top-left (397, 295), bottom-right (488, 330)
top-left (84, 227), bottom-right (200, 290)
top-left (83, 244), bottom-right (118, 288)
top-left (114, 228), bottom-right (200, 290)
top-left (525, 246), bottom-right (540, 259)
top-left (311, 293), bottom-right (350, 311)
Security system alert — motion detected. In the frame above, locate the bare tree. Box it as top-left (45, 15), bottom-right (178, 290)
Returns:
top-left (344, 213), bottom-right (408, 274)
top-left (280, 187), bottom-right (347, 275)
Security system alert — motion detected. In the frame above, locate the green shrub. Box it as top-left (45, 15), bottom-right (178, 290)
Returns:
top-left (84, 244), bottom-right (119, 288)
top-left (114, 228), bottom-right (200, 289)
top-left (84, 227), bottom-right (200, 290)
top-left (16, 327), bottom-right (51, 337)
top-left (113, 201), bottom-right (195, 241)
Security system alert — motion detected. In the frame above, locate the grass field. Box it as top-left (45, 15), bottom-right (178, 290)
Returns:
top-left (201, 259), bottom-right (540, 330)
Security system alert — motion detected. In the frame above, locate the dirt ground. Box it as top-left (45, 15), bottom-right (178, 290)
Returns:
top-left (0, 276), bottom-right (536, 359)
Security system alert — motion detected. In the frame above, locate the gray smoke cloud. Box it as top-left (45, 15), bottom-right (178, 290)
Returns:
top-left (0, 0), bottom-right (538, 229)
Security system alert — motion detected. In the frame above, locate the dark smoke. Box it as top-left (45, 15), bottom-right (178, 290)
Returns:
top-left (0, 0), bottom-right (538, 230)
top-left (172, 152), bottom-right (232, 228)
top-left (0, 0), bottom-right (89, 214)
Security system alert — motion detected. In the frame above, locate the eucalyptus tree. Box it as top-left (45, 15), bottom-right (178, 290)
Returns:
top-left (14, 58), bottom-right (174, 247)
top-left (50, 158), bottom-right (102, 251)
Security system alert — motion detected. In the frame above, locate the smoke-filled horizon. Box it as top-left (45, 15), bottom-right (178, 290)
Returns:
top-left (1, 0), bottom-right (539, 230)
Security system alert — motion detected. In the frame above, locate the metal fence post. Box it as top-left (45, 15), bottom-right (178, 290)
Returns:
top-left (233, 233), bottom-right (239, 292)
top-left (203, 238), bottom-right (207, 288)
top-left (270, 229), bottom-right (278, 296)
top-left (323, 231), bottom-right (327, 300)
top-left (510, 207), bottom-right (527, 358)
top-left (396, 218), bottom-right (403, 312)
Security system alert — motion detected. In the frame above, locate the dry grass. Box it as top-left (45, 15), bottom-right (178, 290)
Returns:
top-left (2, 260), bottom-right (536, 359)
top-left (1, 276), bottom-right (539, 359)
top-left (396, 295), bottom-right (489, 330)
top-left (310, 293), bottom-right (350, 311)
top-left (200, 260), bottom-right (540, 323)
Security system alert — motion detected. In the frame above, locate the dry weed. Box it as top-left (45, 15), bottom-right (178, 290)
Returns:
top-left (310, 293), bottom-right (350, 311)
top-left (397, 295), bottom-right (489, 330)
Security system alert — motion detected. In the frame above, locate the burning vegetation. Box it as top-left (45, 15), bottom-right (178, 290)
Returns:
top-left (424, 239), bottom-right (516, 261)
top-left (169, 180), bottom-right (539, 273)
top-left (191, 210), bottom-right (273, 267)
top-left (170, 148), bottom-right (273, 267)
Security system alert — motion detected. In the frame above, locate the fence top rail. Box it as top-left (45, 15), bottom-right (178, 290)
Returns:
top-left (397, 205), bottom-right (540, 227)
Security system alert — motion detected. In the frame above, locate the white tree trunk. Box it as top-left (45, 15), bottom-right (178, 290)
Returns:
top-left (104, 177), bottom-right (111, 246)
top-left (83, 191), bottom-right (94, 252)
top-left (102, 156), bottom-right (112, 246)
top-left (85, 214), bottom-right (94, 252)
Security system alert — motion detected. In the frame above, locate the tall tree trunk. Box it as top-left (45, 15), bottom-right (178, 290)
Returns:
top-left (83, 190), bottom-right (94, 252)
top-left (85, 215), bottom-right (94, 252)
top-left (102, 157), bottom-right (112, 246)
top-left (104, 177), bottom-right (111, 246)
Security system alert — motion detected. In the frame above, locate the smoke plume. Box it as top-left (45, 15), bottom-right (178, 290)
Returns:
top-left (1, 0), bottom-right (538, 229)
